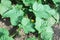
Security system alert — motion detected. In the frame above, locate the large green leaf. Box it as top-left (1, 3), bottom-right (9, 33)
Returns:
top-left (33, 2), bottom-right (51, 19)
top-left (33, 2), bottom-right (59, 40)
top-left (1, 0), bottom-right (11, 7)
top-left (0, 28), bottom-right (9, 36)
top-left (0, 35), bottom-right (14, 40)
top-left (3, 5), bottom-right (24, 26)
top-left (21, 17), bottom-right (35, 34)
top-left (33, 2), bottom-right (59, 23)
top-left (35, 19), bottom-right (54, 40)
top-left (0, 0), bottom-right (12, 15)
top-left (0, 28), bottom-right (14, 40)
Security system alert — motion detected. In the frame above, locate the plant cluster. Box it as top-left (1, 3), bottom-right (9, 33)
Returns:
top-left (0, 0), bottom-right (59, 40)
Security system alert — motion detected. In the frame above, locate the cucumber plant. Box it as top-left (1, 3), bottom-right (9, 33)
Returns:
top-left (0, 0), bottom-right (59, 40)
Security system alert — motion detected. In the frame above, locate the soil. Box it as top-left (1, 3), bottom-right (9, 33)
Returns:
top-left (53, 24), bottom-right (60, 40)
top-left (0, 18), bottom-right (60, 40)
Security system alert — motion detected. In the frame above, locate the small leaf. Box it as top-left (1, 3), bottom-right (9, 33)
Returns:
top-left (21, 17), bottom-right (35, 34)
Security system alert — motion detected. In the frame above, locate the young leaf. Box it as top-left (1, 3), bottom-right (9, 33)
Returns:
top-left (21, 17), bottom-right (35, 34)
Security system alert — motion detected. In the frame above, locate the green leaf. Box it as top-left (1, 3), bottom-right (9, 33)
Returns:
top-left (0, 0), bottom-right (12, 15)
top-left (53, 13), bottom-right (59, 23)
top-left (3, 5), bottom-right (24, 26)
top-left (0, 28), bottom-right (9, 36)
top-left (38, 0), bottom-right (42, 4)
top-left (0, 35), bottom-right (14, 40)
top-left (35, 17), bottom-right (44, 33)
top-left (1, 0), bottom-right (11, 7)
top-left (47, 17), bottom-right (56, 26)
top-left (33, 2), bottom-right (59, 40)
top-left (52, 0), bottom-right (60, 4)
top-left (52, 0), bottom-right (60, 6)
top-left (33, 2), bottom-right (51, 19)
top-left (47, 9), bottom-right (59, 23)
top-left (41, 27), bottom-right (54, 40)
top-left (21, 17), bottom-right (35, 34)
top-left (22, 0), bottom-right (35, 6)
top-left (33, 2), bottom-right (59, 23)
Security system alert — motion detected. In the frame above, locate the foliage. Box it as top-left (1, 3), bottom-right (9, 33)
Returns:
top-left (3, 5), bottom-right (24, 26)
top-left (0, 0), bottom-right (59, 40)
top-left (52, 0), bottom-right (60, 4)
top-left (20, 17), bottom-right (35, 33)
top-left (0, 28), bottom-right (14, 40)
